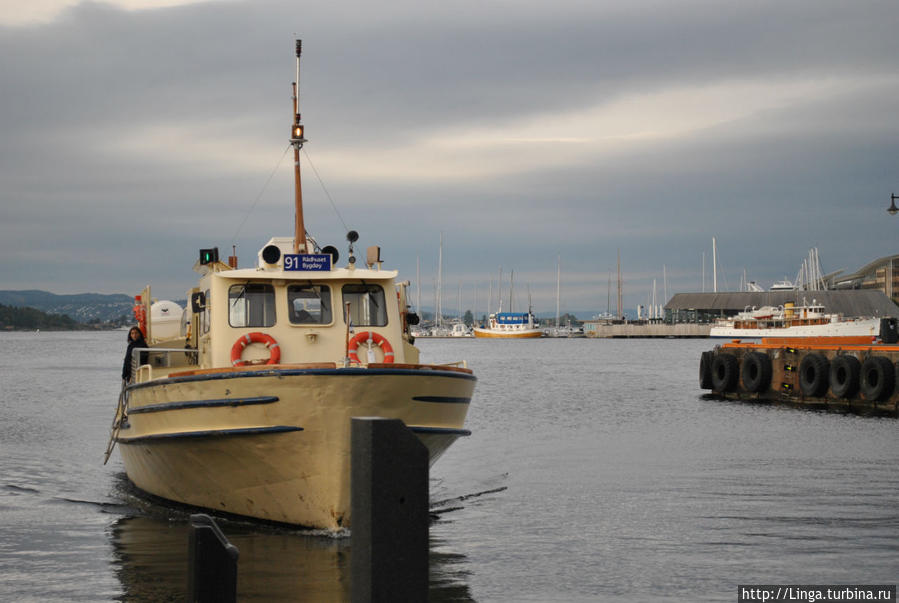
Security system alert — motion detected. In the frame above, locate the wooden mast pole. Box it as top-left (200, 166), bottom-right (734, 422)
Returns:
top-left (291, 39), bottom-right (307, 254)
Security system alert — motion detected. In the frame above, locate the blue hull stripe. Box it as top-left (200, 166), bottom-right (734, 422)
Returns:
top-left (408, 426), bottom-right (472, 437)
top-left (412, 396), bottom-right (471, 404)
top-left (118, 425), bottom-right (302, 444)
top-left (128, 396), bottom-right (280, 415)
top-left (126, 366), bottom-right (476, 394)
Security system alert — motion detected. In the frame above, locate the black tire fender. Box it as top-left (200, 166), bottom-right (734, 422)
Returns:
top-left (798, 353), bottom-right (829, 398)
top-left (830, 354), bottom-right (861, 399)
top-left (699, 351), bottom-right (714, 390)
top-left (741, 351), bottom-right (772, 393)
top-left (711, 352), bottom-right (739, 392)
top-left (861, 356), bottom-right (895, 402)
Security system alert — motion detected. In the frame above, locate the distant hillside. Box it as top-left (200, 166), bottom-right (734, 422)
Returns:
top-left (0, 290), bottom-right (134, 324)
top-left (0, 303), bottom-right (80, 330)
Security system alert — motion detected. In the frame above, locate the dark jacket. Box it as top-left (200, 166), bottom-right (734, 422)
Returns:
top-left (122, 331), bottom-right (149, 381)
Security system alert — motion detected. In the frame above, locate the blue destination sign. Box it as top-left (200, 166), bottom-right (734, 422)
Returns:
top-left (284, 253), bottom-right (331, 271)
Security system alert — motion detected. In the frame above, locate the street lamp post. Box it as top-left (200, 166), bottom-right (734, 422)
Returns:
top-left (888, 193), bottom-right (899, 215)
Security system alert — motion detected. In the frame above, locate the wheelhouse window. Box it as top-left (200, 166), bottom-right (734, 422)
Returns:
top-left (342, 284), bottom-right (387, 326)
top-left (288, 284), bottom-right (332, 325)
top-left (229, 283), bottom-right (276, 327)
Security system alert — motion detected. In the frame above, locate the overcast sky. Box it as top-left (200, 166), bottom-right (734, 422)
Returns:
top-left (2, 0), bottom-right (898, 316)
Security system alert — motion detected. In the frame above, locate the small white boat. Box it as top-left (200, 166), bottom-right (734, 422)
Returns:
top-left (543, 323), bottom-right (585, 338)
top-left (451, 322), bottom-right (472, 337)
top-left (105, 41), bottom-right (475, 530)
top-left (769, 279), bottom-right (796, 291)
top-left (709, 299), bottom-right (880, 340)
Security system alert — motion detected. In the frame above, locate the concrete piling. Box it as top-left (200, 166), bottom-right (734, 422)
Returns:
top-left (351, 417), bottom-right (430, 602)
top-left (187, 513), bottom-right (239, 603)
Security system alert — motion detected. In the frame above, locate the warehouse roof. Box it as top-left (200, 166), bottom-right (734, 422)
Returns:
top-left (665, 290), bottom-right (898, 318)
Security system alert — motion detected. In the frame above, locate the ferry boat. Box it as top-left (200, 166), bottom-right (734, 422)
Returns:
top-left (709, 299), bottom-right (880, 340)
top-left (473, 311), bottom-right (543, 338)
top-left (104, 41), bottom-right (475, 530)
top-left (473, 269), bottom-right (543, 338)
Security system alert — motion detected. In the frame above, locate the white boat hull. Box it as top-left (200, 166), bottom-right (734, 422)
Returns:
top-left (709, 317), bottom-right (880, 339)
top-left (472, 327), bottom-right (543, 339)
top-left (116, 364), bottom-right (474, 529)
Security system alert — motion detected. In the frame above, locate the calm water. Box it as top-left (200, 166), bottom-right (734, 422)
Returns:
top-left (0, 331), bottom-right (896, 601)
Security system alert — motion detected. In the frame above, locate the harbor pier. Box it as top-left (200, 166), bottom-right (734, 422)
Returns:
top-left (586, 323), bottom-right (711, 338)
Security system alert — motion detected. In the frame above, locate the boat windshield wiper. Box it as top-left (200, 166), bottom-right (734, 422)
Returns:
top-left (361, 281), bottom-right (379, 309)
top-left (231, 284), bottom-right (248, 308)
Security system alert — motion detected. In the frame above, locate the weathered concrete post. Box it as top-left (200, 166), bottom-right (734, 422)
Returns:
top-left (187, 513), bottom-right (239, 603)
top-left (351, 417), bottom-right (429, 602)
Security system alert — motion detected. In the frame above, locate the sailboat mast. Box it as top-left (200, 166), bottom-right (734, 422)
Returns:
top-left (555, 255), bottom-right (561, 328)
top-left (712, 237), bottom-right (718, 293)
top-left (607, 271), bottom-right (611, 316)
top-left (436, 233), bottom-right (443, 327)
top-left (487, 279), bottom-right (493, 319)
top-left (617, 250), bottom-right (622, 320)
top-left (291, 39), bottom-right (307, 254)
top-left (497, 267), bottom-right (503, 313)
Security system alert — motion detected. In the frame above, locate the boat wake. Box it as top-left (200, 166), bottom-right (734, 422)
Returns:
top-left (429, 473), bottom-right (509, 519)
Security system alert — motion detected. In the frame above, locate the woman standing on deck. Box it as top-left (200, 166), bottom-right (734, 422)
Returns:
top-left (121, 327), bottom-right (148, 382)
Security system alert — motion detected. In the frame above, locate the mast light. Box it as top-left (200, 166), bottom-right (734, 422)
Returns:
top-left (199, 247), bottom-right (219, 265)
top-left (291, 124), bottom-right (306, 144)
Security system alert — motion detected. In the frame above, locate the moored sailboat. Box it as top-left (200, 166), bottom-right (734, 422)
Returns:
top-left (105, 41), bottom-right (476, 530)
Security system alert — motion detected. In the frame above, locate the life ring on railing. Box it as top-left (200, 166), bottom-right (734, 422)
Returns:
top-left (231, 332), bottom-right (281, 366)
top-left (347, 331), bottom-right (394, 364)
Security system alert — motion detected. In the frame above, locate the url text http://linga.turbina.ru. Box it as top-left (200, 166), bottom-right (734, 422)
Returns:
top-left (738, 585), bottom-right (896, 603)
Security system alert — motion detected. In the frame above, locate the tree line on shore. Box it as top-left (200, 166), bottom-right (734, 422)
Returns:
top-left (0, 303), bottom-right (126, 330)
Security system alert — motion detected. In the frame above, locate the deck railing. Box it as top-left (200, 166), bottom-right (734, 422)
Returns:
top-left (130, 346), bottom-right (198, 381)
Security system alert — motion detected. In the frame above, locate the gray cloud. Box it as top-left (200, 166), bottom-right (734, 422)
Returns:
top-left (1, 0), bottom-right (898, 313)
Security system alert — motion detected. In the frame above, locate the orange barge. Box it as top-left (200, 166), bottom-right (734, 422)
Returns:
top-left (699, 327), bottom-right (899, 417)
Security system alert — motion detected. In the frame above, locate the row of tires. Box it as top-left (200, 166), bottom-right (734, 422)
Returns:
top-left (700, 350), bottom-right (898, 401)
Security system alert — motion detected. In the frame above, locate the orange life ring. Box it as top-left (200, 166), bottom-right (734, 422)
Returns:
top-left (231, 332), bottom-right (281, 366)
top-left (132, 299), bottom-right (147, 337)
top-left (347, 331), bottom-right (394, 364)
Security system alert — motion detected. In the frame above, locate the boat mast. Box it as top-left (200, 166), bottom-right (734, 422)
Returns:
top-left (555, 255), bottom-right (561, 328)
top-left (497, 267), bottom-right (503, 313)
top-left (487, 279), bottom-right (493, 320)
top-left (712, 237), bottom-right (718, 293)
top-left (436, 232), bottom-right (443, 327)
top-left (291, 39), bottom-right (308, 253)
top-left (607, 271), bottom-right (611, 316)
top-left (617, 249), bottom-right (622, 320)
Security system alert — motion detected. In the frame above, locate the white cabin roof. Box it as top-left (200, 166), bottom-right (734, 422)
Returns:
top-left (216, 266), bottom-right (398, 282)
